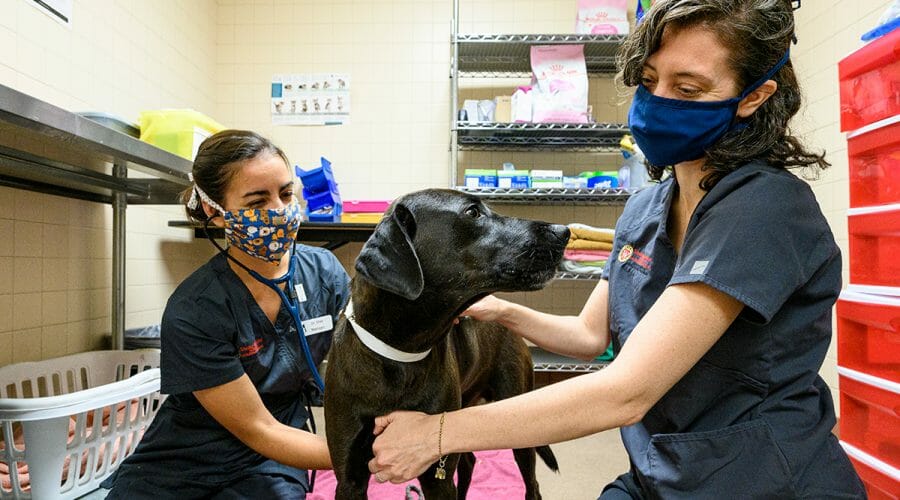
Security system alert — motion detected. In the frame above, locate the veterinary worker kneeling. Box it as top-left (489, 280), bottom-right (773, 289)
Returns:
top-left (104, 130), bottom-right (349, 499)
top-left (368, 1), bottom-right (866, 497)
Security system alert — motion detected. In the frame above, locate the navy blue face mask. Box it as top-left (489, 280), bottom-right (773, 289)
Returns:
top-left (628, 49), bottom-right (791, 167)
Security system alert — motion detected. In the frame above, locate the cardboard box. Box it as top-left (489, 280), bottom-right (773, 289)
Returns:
top-left (498, 169), bottom-right (530, 188)
top-left (531, 169), bottom-right (564, 188)
top-left (494, 96), bottom-right (512, 123)
top-left (464, 169), bottom-right (498, 188)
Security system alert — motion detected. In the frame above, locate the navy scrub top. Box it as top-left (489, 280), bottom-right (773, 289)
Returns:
top-left (602, 161), bottom-right (865, 498)
top-left (105, 243), bottom-right (350, 494)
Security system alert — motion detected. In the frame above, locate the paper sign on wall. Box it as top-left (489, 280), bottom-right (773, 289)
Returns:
top-left (271, 74), bottom-right (351, 126)
top-left (30, 0), bottom-right (72, 26)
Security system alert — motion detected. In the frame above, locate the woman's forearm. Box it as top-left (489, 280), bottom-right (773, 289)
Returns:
top-left (249, 422), bottom-right (332, 470)
top-left (495, 300), bottom-right (609, 360)
top-left (443, 367), bottom-right (641, 454)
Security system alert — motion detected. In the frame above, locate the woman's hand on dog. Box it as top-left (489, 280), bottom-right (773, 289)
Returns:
top-left (454, 295), bottom-right (507, 324)
top-left (369, 411), bottom-right (442, 483)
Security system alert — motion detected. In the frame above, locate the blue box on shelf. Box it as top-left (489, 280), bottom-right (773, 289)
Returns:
top-left (587, 175), bottom-right (618, 189)
top-left (297, 157), bottom-right (337, 194)
top-left (307, 201), bottom-right (343, 222)
top-left (296, 157), bottom-right (342, 222)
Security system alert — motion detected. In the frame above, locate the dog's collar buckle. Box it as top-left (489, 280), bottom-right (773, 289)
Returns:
top-left (343, 301), bottom-right (432, 363)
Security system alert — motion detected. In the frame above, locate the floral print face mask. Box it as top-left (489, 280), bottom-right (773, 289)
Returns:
top-left (221, 203), bottom-right (302, 264)
top-left (189, 181), bottom-right (302, 264)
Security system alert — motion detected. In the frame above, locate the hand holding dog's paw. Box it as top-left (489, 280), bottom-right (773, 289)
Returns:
top-left (369, 411), bottom-right (442, 483)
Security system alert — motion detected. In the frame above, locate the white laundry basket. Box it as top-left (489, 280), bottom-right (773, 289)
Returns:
top-left (0, 350), bottom-right (162, 500)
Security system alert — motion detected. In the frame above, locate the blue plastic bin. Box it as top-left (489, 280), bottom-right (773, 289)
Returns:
top-left (296, 157), bottom-right (337, 194)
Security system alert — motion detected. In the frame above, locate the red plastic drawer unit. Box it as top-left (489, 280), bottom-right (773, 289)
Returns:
top-left (839, 27), bottom-right (900, 132)
top-left (837, 290), bottom-right (900, 383)
top-left (838, 367), bottom-right (900, 471)
top-left (848, 115), bottom-right (900, 208)
top-left (848, 204), bottom-right (900, 289)
top-left (842, 441), bottom-right (900, 499)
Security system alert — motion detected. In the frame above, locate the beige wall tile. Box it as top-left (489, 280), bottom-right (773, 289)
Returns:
top-left (0, 219), bottom-right (14, 257)
top-left (13, 257), bottom-right (41, 294)
top-left (13, 328), bottom-right (42, 363)
top-left (41, 291), bottom-right (68, 326)
top-left (41, 257), bottom-right (69, 292)
top-left (0, 257), bottom-right (11, 294)
top-left (66, 290), bottom-right (90, 323)
top-left (0, 294), bottom-right (11, 333)
top-left (0, 332), bottom-right (11, 366)
top-left (41, 324), bottom-right (68, 360)
top-left (12, 292), bottom-right (41, 331)
top-left (13, 220), bottom-right (43, 258)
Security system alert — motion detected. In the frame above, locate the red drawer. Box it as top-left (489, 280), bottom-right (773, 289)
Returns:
top-left (843, 441), bottom-right (900, 500)
top-left (839, 27), bottom-right (900, 132)
top-left (848, 204), bottom-right (900, 289)
top-left (837, 290), bottom-right (900, 383)
top-left (848, 115), bottom-right (900, 208)
top-left (839, 367), bottom-right (900, 471)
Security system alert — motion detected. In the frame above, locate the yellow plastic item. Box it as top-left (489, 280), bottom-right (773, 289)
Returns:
top-left (139, 109), bottom-right (226, 161)
top-left (341, 212), bottom-right (384, 223)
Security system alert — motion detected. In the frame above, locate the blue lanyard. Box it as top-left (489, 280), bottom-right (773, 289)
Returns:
top-left (245, 260), bottom-right (326, 393)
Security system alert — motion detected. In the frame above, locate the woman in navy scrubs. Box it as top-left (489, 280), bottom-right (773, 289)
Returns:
top-left (104, 130), bottom-right (350, 499)
top-left (367, 1), bottom-right (866, 497)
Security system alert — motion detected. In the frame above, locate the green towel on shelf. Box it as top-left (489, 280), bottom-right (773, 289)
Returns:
top-left (596, 342), bottom-right (615, 361)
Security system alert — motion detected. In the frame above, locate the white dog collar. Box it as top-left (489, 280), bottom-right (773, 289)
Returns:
top-left (344, 301), bottom-right (431, 363)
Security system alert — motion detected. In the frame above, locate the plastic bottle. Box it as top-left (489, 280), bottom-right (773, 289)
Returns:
top-left (618, 134), bottom-right (648, 189)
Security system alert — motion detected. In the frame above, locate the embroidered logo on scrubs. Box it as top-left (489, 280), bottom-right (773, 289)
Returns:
top-left (618, 245), bottom-right (634, 263)
top-left (239, 338), bottom-right (264, 357)
top-left (618, 244), bottom-right (652, 270)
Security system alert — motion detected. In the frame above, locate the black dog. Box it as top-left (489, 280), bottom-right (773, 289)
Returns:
top-left (324, 188), bottom-right (569, 499)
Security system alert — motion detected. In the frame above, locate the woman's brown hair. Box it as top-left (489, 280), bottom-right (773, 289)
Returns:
top-left (617, 0), bottom-right (828, 189)
top-left (182, 129), bottom-right (290, 222)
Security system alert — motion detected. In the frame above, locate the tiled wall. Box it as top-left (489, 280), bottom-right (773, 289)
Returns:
top-left (214, 0), bottom-right (452, 200)
top-left (793, 0), bottom-right (893, 409)
top-left (0, 0), bottom-right (218, 366)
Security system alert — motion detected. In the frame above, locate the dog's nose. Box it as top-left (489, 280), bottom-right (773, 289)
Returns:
top-left (549, 224), bottom-right (570, 243)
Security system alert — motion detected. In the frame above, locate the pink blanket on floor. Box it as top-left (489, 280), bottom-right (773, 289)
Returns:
top-left (307, 449), bottom-right (525, 500)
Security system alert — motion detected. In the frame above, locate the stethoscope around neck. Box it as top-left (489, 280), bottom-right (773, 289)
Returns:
top-left (203, 219), bottom-right (326, 393)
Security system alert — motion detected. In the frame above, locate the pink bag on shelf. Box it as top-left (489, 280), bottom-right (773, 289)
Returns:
top-left (576, 0), bottom-right (630, 35)
top-left (530, 45), bottom-right (589, 123)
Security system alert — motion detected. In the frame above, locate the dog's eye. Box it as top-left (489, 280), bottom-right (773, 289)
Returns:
top-left (464, 206), bottom-right (481, 218)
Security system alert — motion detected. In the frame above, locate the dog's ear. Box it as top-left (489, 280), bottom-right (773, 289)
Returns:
top-left (355, 203), bottom-right (424, 300)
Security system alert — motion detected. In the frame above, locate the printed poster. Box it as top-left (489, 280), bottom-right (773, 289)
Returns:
top-left (271, 74), bottom-right (351, 126)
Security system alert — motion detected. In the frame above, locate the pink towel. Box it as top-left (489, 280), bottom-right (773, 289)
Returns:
top-left (307, 449), bottom-right (525, 500)
top-left (564, 249), bottom-right (610, 262)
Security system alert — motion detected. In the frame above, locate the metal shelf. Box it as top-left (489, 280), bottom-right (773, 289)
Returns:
top-left (456, 186), bottom-right (634, 205)
top-left (554, 271), bottom-right (603, 281)
top-left (0, 84), bottom-right (192, 204)
top-left (0, 82), bottom-right (195, 350)
top-left (531, 346), bottom-right (608, 372)
top-left (456, 34), bottom-right (626, 76)
top-left (457, 122), bottom-right (629, 151)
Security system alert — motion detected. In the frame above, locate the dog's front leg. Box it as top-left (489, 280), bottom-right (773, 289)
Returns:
top-left (417, 454), bottom-right (461, 500)
top-left (333, 420), bottom-right (376, 500)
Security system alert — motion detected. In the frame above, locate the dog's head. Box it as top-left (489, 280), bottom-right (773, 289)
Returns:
top-left (355, 189), bottom-right (570, 302)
